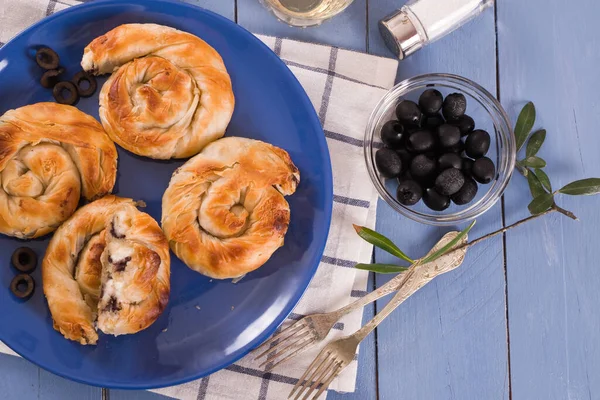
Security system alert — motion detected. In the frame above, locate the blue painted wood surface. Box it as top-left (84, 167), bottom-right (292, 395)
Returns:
top-left (2, 0), bottom-right (600, 399)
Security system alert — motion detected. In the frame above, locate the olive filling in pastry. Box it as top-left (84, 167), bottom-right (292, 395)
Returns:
top-left (42, 196), bottom-right (170, 345)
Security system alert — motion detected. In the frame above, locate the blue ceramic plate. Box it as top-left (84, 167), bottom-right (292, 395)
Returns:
top-left (0, 0), bottom-right (332, 389)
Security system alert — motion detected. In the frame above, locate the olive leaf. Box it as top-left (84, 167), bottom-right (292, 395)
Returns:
top-left (558, 178), bottom-right (600, 196)
top-left (354, 263), bottom-right (409, 274)
top-left (527, 171), bottom-right (547, 198)
top-left (521, 156), bottom-right (547, 168)
top-left (353, 225), bottom-right (414, 263)
top-left (515, 102), bottom-right (536, 151)
top-left (535, 168), bottom-right (552, 192)
top-left (421, 221), bottom-right (475, 264)
top-left (526, 129), bottom-right (546, 157)
top-left (528, 192), bottom-right (554, 215)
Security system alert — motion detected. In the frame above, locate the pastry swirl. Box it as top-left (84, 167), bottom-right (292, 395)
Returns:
top-left (0, 103), bottom-right (117, 239)
top-left (42, 196), bottom-right (170, 345)
top-left (81, 23), bottom-right (235, 159)
top-left (162, 137), bottom-right (299, 279)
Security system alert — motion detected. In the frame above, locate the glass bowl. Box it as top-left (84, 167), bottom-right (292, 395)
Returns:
top-left (364, 73), bottom-right (516, 226)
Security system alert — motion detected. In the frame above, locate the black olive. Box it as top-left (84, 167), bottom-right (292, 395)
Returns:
top-left (375, 148), bottom-right (402, 178)
top-left (395, 147), bottom-right (413, 171)
top-left (53, 81), bottom-right (79, 105)
top-left (396, 100), bottom-right (423, 126)
top-left (423, 188), bottom-right (450, 211)
top-left (396, 179), bottom-right (423, 206)
top-left (35, 47), bottom-right (60, 70)
top-left (397, 170), bottom-right (414, 183)
top-left (380, 120), bottom-right (405, 148)
top-left (10, 274), bottom-right (35, 300)
top-left (424, 113), bottom-right (445, 130)
top-left (472, 157), bottom-right (496, 184)
top-left (452, 177), bottom-right (478, 205)
top-left (442, 93), bottom-right (467, 120)
top-left (410, 154), bottom-right (437, 182)
top-left (446, 140), bottom-right (465, 154)
top-left (438, 153), bottom-right (463, 171)
top-left (11, 247), bottom-right (37, 273)
top-left (462, 157), bottom-right (474, 177)
top-left (72, 71), bottom-right (98, 98)
top-left (465, 129), bottom-right (491, 158)
top-left (435, 168), bottom-right (466, 196)
top-left (436, 124), bottom-right (461, 148)
top-left (449, 115), bottom-right (475, 136)
top-left (418, 89), bottom-right (444, 116)
top-left (40, 68), bottom-right (64, 89)
top-left (406, 130), bottom-right (435, 153)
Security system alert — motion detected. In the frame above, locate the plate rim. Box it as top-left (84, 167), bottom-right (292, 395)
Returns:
top-left (0, 0), bottom-right (334, 389)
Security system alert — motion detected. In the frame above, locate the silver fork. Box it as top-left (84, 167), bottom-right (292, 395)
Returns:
top-left (254, 231), bottom-right (464, 371)
top-left (289, 231), bottom-right (468, 400)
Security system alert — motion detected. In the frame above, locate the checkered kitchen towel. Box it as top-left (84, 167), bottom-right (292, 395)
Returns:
top-left (0, 1), bottom-right (399, 399)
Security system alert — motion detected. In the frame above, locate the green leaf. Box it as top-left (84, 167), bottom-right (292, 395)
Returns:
top-left (534, 168), bottom-right (552, 192)
top-left (354, 263), bottom-right (409, 274)
top-left (526, 129), bottom-right (546, 157)
top-left (515, 102), bottom-right (536, 151)
top-left (558, 178), bottom-right (600, 196)
top-left (527, 193), bottom-right (554, 215)
top-left (527, 171), bottom-right (547, 198)
top-left (521, 156), bottom-right (547, 168)
top-left (421, 221), bottom-right (475, 264)
top-left (515, 161), bottom-right (528, 176)
top-left (353, 225), bottom-right (414, 263)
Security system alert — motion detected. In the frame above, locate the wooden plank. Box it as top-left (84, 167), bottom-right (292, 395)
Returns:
top-left (498, 0), bottom-right (600, 399)
top-left (367, 3), bottom-right (510, 399)
top-left (0, 354), bottom-right (101, 400)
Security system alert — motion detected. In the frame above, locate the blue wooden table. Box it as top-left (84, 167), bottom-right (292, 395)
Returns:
top-left (2, 0), bottom-right (600, 399)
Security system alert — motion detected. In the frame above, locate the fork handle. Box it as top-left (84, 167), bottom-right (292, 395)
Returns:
top-left (352, 232), bottom-right (467, 342)
top-left (334, 269), bottom-right (405, 318)
top-left (353, 265), bottom-right (426, 341)
top-left (334, 231), bottom-right (462, 319)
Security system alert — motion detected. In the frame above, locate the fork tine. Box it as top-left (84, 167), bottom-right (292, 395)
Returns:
top-left (289, 351), bottom-right (329, 399)
top-left (264, 337), bottom-right (317, 372)
top-left (294, 354), bottom-right (335, 400)
top-left (256, 326), bottom-right (310, 363)
top-left (254, 321), bottom-right (306, 357)
top-left (300, 356), bottom-right (337, 400)
top-left (310, 361), bottom-right (344, 400)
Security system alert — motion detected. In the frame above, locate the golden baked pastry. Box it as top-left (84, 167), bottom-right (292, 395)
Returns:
top-left (42, 196), bottom-right (170, 345)
top-left (0, 102), bottom-right (117, 239)
top-left (162, 137), bottom-right (299, 279)
top-left (81, 23), bottom-right (235, 159)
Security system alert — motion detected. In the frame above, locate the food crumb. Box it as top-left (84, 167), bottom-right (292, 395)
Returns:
top-left (209, 279), bottom-right (213, 283)
top-left (231, 306), bottom-right (235, 310)
top-left (195, 305), bottom-right (201, 310)
top-left (162, 328), bottom-right (168, 333)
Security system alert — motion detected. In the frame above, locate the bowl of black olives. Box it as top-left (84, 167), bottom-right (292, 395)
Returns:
top-left (365, 73), bottom-right (516, 225)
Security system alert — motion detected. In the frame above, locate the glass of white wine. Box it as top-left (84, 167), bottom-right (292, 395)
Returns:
top-left (260, 0), bottom-right (355, 27)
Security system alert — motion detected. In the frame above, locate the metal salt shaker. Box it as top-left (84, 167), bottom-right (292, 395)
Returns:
top-left (379, 0), bottom-right (494, 59)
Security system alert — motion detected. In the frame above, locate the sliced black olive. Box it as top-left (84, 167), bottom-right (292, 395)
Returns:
top-left (10, 274), bottom-right (35, 300)
top-left (72, 71), bottom-right (97, 97)
top-left (35, 47), bottom-right (60, 70)
top-left (40, 68), bottom-right (64, 89)
top-left (11, 247), bottom-right (37, 273)
top-left (53, 81), bottom-right (79, 105)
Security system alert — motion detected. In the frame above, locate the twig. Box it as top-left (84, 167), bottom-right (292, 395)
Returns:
top-left (449, 204), bottom-right (576, 255)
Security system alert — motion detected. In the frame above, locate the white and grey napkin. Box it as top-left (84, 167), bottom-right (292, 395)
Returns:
top-left (0, 1), bottom-right (399, 399)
